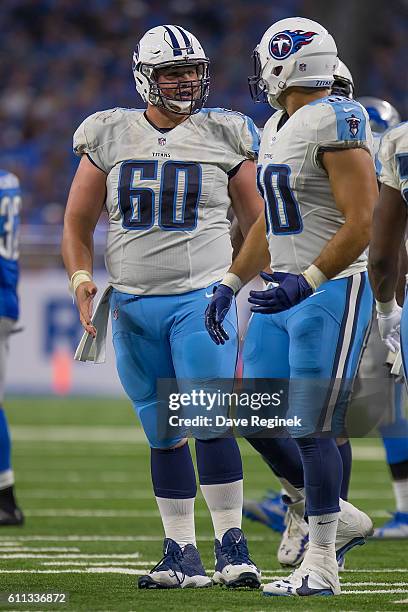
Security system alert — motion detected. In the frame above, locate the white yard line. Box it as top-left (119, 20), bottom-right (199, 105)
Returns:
top-left (10, 426), bottom-right (146, 443)
top-left (9, 426), bottom-right (386, 458)
top-left (24, 509), bottom-right (212, 518)
top-left (341, 589), bottom-right (408, 594)
top-left (0, 534), bottom-right (269, 542)
top-left (40, 561), bottom-right (154, 566)
top-left (0, 547), bottom-right (80, 552)
top-left (0, 553), bottom-right (140, 559)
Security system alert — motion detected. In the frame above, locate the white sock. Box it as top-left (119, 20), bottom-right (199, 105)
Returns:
top-left (200, 480), bottom-right (243, 542)
top-left (0, 469), bottom-right (14, 489)
top-left (393, 478), bottom-right (408, 513)
top-left (308, 513), bottom-right (339, 556)
top-left (155, 496), bottom-right (196, 548)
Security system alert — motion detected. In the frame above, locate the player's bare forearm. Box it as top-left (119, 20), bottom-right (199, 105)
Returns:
top-left (62, 155), bottom-right (106, 279)
top-left (317, 147), bottom-right (378, 279)
top-left (313, 220), bottom-right (371, 279)
top-left (368, 183), bottom-right (407, 302)
top-left (62, 219), bottom-right (94, 279)
top-left (229, 211), bottom-right (270, 284)
top-left (229, 160), bottom-right (264, 237)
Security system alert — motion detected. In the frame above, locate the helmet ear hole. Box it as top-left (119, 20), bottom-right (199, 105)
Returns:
top-left (273, 66), bottom-right (283, 76)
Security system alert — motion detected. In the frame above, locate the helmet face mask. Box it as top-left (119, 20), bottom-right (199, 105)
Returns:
top-left (332, 60), bottom-right (354, 99)
top-left (133, 26), bottom-right (210, 115)
top-left (248, 17), bottom-right (337, 110)
top-left (248, 49), bottom-right (269, 103)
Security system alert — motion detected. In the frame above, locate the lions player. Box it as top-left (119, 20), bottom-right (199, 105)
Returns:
top-left (206, 17), bottom-right (376, 596)
top-left (368, 120), bottom-right (408, 537)
top-left (0, 170), bottom-right (23, 525)
top-left (62, 25), bottom-right (263, 589)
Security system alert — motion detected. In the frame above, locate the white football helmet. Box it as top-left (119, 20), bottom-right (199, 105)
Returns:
top-left (132, 25), bottom-right (209, 115)
top-left (332, 60), bottom-right (354, 98)
top-left (248, 17), bottom-right (337, 110)
top-left (357, 97), bottom-right (401, 133)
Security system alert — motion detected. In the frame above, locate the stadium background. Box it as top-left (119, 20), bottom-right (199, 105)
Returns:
top-left (1, 2), bottom-right (408, 610)
top-left (2, 0), bottom-right (407, 394)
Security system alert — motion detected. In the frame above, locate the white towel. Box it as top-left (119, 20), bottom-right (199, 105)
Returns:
top-left (74, 286), bottom-right (113, 363)
top-left (391, 349), bottom-right (403, 377)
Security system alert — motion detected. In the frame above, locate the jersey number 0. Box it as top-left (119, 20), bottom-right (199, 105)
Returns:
top-left (119, 160), bottom-right (201, 231)
top-left (258, 164), bottom-right (303, 235)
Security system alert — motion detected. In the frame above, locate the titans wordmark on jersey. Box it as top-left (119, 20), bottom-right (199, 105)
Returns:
top-left (0, 170), bottom-right (21, 320)
top-left (73, 108), bottom-right (259, 295)
top-left (378, 121), bottom-right (408, 203)
top-left (257, 96), bottom-right (374, 279)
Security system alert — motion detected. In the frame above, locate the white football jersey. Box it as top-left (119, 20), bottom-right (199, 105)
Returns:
top-left (73, 107), bottom-right (259, 295)
top-left (378, 122), bottom-right (408, 202)
top-left (258, 96), bottom-right (374, 279)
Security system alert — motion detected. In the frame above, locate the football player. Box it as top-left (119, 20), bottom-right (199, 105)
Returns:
top-left (242, 60), bottom-right (358, 563)
top-left (368, 119), bottom-right (408, 538)
top-left (0, 170), bottom-right (23, 526)
top-left (62, 25), bottom-right (263, 589)
top-left (206, 17), bottom-right (377, 596)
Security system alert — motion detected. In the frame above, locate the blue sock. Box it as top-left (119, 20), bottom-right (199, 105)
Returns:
top-left (337, 440), bottom-right (352, 500)
top-left (296, 437), bottom-right (342, 516)
top-left (246, 436), bottom-right (304, 488)
top-left (0, 407), bottom-right (11, 473)
top-left (151, 443), bottom-right (196, 498)
top-left (195, 438), bottom-right (243, 484)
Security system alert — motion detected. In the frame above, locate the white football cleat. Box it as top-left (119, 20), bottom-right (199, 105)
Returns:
top-left (263, 551), bottom-right (340, 597)
top-left (335, 499), bottom-right (373, 563)
top-left (278, 497), bottom-right (308, 567)
top-left (213, 528), bottom-right (261, 588)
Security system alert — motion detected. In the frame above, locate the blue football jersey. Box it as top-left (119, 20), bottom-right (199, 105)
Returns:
top-left (0, 170), bottom-right (21, 320)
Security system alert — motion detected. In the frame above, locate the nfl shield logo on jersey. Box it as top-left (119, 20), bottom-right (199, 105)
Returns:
top-left (158, 137), bottom-right (166, 146)
top-left (345, 114), bottom-right (361, 137)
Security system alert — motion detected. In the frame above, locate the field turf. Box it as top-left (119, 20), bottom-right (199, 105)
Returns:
top-left (0, 396), bottom-right (407, 611)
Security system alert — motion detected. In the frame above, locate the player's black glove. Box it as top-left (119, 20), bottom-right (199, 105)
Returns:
top-left (205, 284), bottom-right (234, 345)
top-left (248, 271), bottom-right (313, 314)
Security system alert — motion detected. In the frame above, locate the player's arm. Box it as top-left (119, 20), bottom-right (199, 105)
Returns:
top-left (368, 183), bottom-right (407, 350)
top-left (247, 147), bottom-right (378, 316)
top-left (368, 183), bottom-right (407, 301)
top-left (62, 155), bottom-right (107, 336)
top-left (228, 160), bottom-right (264, 237)
top-left (313, 147), bottom-right (378, 277)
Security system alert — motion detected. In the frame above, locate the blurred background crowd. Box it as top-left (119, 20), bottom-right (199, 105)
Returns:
top-left (0, 0), bottom-right (406, 248)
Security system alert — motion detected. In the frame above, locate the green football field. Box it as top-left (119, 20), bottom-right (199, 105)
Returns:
top-left (0, 397), bottom-right (407, 611)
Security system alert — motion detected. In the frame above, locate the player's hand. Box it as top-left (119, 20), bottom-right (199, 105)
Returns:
top-left (205, 284), bottom-right (234, 345)
top-left (75, 281), bottom-right (98, 337)
top-left (377, 304), bottom-right (402, 353)
top-left (248, 271), bottom-right (313, 314)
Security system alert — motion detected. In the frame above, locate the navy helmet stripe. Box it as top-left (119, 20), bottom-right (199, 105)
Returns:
top-left (174, 26), bottom-right (194, 54)
top-left (163, 26), bottom-right (183, 56)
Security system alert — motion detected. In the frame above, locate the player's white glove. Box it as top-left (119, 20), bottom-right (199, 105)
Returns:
top-left (376, 299), bottom-right (402, 353)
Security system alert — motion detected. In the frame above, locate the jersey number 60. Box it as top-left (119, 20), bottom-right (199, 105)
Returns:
top-left (258, 164), bottom-right (303, 235)
top-left (119, 160), bottom-right (201, 231)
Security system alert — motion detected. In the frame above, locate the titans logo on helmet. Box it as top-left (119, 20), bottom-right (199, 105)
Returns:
top-left (269, 30), bottom-right (318, 60)
top-left (345, 114), bottom-right (361, 137)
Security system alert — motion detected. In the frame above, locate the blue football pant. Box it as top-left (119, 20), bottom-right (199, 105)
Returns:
top-left (111, 285), bottom-right (238, 448)
top-left (243, 273), bottom-right (373, 437)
